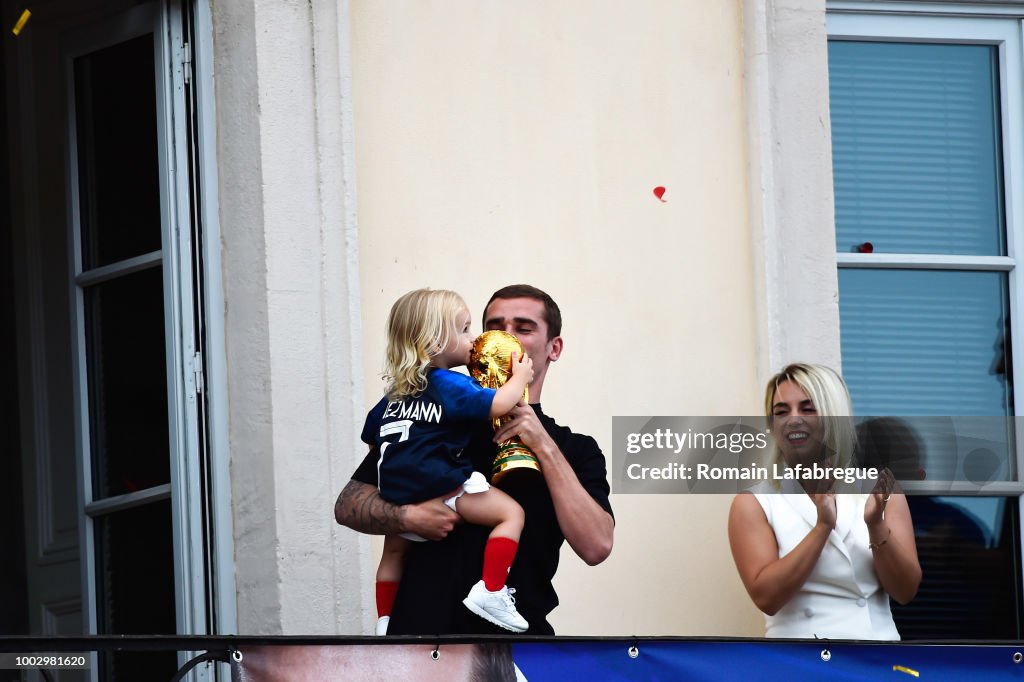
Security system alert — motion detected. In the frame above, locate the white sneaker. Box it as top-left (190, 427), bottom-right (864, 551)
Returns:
top-left (462, 580), bottom-right (528, 633)
top-left (375, 615), bottom-right (390, 636)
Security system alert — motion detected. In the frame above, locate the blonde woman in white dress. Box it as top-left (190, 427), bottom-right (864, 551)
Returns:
top-left (728, 363), bottom-right (921, 640)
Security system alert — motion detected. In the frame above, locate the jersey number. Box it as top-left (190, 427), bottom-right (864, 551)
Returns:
top-left (378, 419), bottom-right (413, 454)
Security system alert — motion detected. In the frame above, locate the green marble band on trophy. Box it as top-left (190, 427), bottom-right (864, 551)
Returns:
top-left (469, 330), bottom-right (542, 482)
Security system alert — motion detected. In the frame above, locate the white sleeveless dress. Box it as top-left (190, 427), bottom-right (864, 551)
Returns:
top-left (753, 490), bottom-right (900, 640)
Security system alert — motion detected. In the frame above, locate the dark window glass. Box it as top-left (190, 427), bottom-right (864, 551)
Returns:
top-left (74, 33), bottom-right (161, 269)
top-left (894, 496), bottom-right (1020, 639)
top-left (94, 499), bottom-right (176, 679)
top-left (85, 266), bottom-right (170, 499)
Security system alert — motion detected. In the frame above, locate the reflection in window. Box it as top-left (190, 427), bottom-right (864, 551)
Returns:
top-left (895, 496), bottom-right (1020, 639)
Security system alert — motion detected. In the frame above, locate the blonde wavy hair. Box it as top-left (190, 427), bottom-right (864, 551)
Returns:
top-left (384, 288), bottom-right (468, 400)
top-left (764, 362), bottom-right (858, 470)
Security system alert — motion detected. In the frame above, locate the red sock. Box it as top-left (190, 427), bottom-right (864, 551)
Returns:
top-left (376, 581), bottom-right (399, 618)
top-left (482, 537), bottom-right (519, 591)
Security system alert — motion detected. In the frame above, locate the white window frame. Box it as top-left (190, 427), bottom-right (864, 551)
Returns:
top-left (192, 0), bottom-right (238, 641)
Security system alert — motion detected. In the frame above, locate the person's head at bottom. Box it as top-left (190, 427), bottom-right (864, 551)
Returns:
top-left (233, 643), bottom-right (516, 682)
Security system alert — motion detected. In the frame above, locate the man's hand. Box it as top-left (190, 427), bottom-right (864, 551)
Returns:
top-left (400, 497), bottom-right (461, 540)
top-left (493, 402), bottom-right (551, 450)
top-left (335, 480), bottom-right (460, 539)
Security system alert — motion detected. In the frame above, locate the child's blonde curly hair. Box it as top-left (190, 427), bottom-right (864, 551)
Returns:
top-left (384, 288), bottom-right (468, 400)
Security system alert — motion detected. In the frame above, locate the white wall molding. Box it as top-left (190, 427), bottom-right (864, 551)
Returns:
top-left (211, 0), bottom-right (367, 634)
top-left (743, 0), bottom-right (843, 379)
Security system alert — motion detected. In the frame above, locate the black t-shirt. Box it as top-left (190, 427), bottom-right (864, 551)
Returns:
top-left (351, 404), bottom-right (613, 635)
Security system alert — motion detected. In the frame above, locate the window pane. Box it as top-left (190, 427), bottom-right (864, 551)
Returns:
top-left (74, 33), bottom-right (161, 270)
top-left (94, 500), bottom-right (176, 680)
top-left (830, 41), bottom-right (1005, 256)
top-left (894, 496), bottom-right (1020, 639)
top-left (839, 269), bottom-right (1011, 416)
top-left (85, 266), bottom-right (170, 499)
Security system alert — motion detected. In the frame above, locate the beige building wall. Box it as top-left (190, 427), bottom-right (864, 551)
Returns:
top-left (212, 0), bottom-right (838, 635)
top-left (350, 0), bottom-right (766, 636)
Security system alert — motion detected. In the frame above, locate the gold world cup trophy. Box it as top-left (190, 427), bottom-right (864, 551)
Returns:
top-left (469, 330), bottom-right (542, 482)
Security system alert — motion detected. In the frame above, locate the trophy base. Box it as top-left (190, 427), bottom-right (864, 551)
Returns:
top-left (492, 442), bottom-right (541, 484)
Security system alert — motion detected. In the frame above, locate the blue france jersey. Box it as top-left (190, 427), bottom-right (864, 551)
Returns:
top-left (361, 368), bottom-right (496, 505)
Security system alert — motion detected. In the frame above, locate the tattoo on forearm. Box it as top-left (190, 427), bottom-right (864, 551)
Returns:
top-left (338, 480), bottom-right (403, 535)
